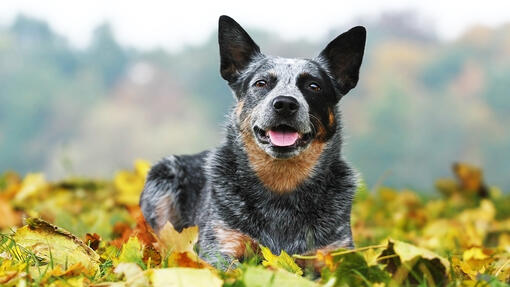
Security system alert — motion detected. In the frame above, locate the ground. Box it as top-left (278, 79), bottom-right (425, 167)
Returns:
top-left (0, 160), bottom-right (509, 286)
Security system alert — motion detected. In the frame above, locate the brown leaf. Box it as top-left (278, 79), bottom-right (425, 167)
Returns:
top-left (85, 233), bottom-right (101, 251)
top-left (132, 207), bottom-right (158, 246)
top-left (111, 222), bottom-right (133, 249)
top-left (143, 244), bottom-right (162, 267)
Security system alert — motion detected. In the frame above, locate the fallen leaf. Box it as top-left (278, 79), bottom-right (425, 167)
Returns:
top-left (85, 233), bottom-right (101, 251)
top-left (13, 173), bottom-right (48, 203)
top-left (156, 222), bottom-right (198, 255)
top-left (114, 262), bottom-right (149, 287)
top-left (243, 266), bottom-right (317, 287)
top-left (0, 198), bottom-right (21, 228)
top-left (261, 245), bottom-right (303, 275)
top-left (316, 250), bottom-right (335, 271)
top-left (12, 218), bottom-right (100, 273)
top-left (119, 237), bottom-right (143, 266)
top-left (150, 267), bottom-right (223, 287)
top-left (143, 244), bottom-right (162, 267)
top-left (134, 159), bottom-right (151, 179)
top-left (48, 262), bottom-right (88, 277)
top-left (324, 251), bottom-right (389, 286)
top-left (0, 260), bottom-right (26, 284)
top-left (167, 252), bottom-right (209, 269)
top-left (114, 161), bottom-right (149, 207)
top-left (460, 247), bottom-right (494, 279)
top-left (111, 222), bottom-right (133, 249)
top-left (131, 207), bottom-right (158, 246)
top-left (378, 239), bottom-right (449, 286)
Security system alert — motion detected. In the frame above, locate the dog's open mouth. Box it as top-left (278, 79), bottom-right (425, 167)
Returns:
top-left (254, 125), bottom-right (312, 148)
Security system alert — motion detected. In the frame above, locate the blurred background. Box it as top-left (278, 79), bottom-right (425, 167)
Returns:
top-left (0, 0), bottom-right (509, 191)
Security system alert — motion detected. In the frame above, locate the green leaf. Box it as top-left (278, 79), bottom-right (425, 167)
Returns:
top-left (118, 237), bottom-right (143, 266)
top-left (261, 245), bottom-right (303, 275)
top-left (378, 239), bottom-right (449, 286)
top-left (325, 251), bottom-right (389, 286)
top-left (243, 266), bottom-right (318, 287)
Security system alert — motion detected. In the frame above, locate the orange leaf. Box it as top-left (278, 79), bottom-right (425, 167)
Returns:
top-left (168, 252), bottom-right (209, 268)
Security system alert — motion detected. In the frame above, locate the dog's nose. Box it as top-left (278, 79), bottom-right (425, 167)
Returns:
top-left (272, 96), bottom-right (299, 116)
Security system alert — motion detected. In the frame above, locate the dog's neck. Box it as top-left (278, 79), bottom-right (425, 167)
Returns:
top-left (240, 128), bottom-right (326, 193)
top-left (233, 109), bottom-right (336, 193)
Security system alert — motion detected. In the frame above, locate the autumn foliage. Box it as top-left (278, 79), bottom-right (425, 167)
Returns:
top-left (0, 161), bottom-right (509, 286)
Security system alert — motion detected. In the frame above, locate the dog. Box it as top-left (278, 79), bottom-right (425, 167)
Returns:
top-left (140, 15), bottom-right (366, 268)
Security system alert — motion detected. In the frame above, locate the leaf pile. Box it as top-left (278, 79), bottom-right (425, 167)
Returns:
top-left (0, 161), bottom-right (509, 286)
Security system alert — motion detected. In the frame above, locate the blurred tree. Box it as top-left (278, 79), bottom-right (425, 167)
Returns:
top-left (483, 68), bottom-right (510, 116)
top-left (421, 48), bottom-right (468, 91)
top-left (0, 13), bottom-right (509, 191)
top-left (86, 23), bottom-right (130, 87)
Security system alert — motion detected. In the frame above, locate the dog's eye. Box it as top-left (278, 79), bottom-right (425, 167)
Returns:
top-left (254, 80), bottom-right (267, 88)
top-left (308, 82), bottom-right (321, 92)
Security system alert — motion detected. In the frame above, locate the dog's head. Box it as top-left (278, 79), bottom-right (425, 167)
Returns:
top-left (219, 15), bottom-right (365, 159)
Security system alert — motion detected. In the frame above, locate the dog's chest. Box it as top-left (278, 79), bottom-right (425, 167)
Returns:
top-left (216, 191), bottom-right (340, 254)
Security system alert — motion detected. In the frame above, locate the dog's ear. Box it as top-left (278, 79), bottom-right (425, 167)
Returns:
top-left (318, 26), bottom-right (366, 96)
top-left (218, 15), bottom-right (261, 83)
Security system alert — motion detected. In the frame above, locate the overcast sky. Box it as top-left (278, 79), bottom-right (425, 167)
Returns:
top-left (1, 0), bottom-right (509, 51)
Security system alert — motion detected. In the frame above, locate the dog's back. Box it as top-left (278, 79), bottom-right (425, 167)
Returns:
top-left (140, 151), bottom-right (209, 232)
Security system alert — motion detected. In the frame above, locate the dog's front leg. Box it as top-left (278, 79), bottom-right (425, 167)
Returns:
top-left (198, 220), bottom-right (259, 270)
top-left (296, 230), bottom-right (354, 273)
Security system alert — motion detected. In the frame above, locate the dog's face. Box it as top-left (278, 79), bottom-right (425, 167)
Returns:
top-left (218, 16), bottom-right (366, 159)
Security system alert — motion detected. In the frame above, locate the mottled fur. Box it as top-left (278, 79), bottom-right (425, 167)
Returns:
top-left (140, 15), bottom-right (366, 268)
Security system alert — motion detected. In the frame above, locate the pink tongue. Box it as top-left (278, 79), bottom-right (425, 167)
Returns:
top-left (268, 130), bottom-right (299, 147)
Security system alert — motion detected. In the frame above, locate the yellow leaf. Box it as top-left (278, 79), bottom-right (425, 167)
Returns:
top-left (114, 262), bottom-right (149, 287)
top-left (493, 257), bottom-right (510, 281)
top-left (119, 237), bottom-right (143, 264)
top-left (114, 170), bottom-right (144, 206)
top-left (150, 267), bottom-right (222, 287)
top-left (48, 276), bottom-right (85, 287)
top-left (461, 247), bottom-right (493, 278)
top-left (14, 173), bottom-right (48, 202)
top-left (261, 246), bottom-right (303, 275)
top-left (243, 266), bottom-right (317, 287)
top-left (0, 260), bottom-right (26, 284)
top-left (48, 262), bottom-right (88, 277)
top-left (134, 159), bottom-right (151, 179)
top-left (363, 246), bottom-right (384, 266)
top-left (392, 239), bottom-right (450, 268)
top-left (156, 222), bottom-right (198, 255)
top-left (463, 247), bottom-right (490, 261)
top-left (113, 160), bottom-right (150, 206)
top-left (12, 218), bottom-right (100, 274)
top-left (316, 250), bottom-right (335, 271)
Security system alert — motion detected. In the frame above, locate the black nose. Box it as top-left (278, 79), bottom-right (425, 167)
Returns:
top-left (272, 96), bottom-right (299, 116)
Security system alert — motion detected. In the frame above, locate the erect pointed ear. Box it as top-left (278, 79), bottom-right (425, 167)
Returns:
top-left (218, 15), bottom-right (261, 83)
top-left (318, 26), bottom-right (366, 96)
